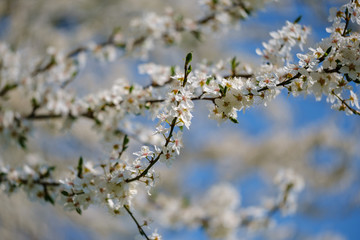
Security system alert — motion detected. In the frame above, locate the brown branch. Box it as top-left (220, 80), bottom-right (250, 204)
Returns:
top-left (143, 78), bottom-right (174, 90)
top-left (257, 65), bottom-right (342, 93)
top-left (333, 92), bottom-right (360, 115)
top-left (223, 73), bottom-right (253, 79)
top-left (0, 1), bottom-right (256, 99)
top-left (31, 58), bottom-right (56, 77)
top-left (0, 83), bottom-right (18, 97)
top-left (342, 8), bottom-right (351, 37)
top-left (20, 63), bottom-right (355, 123)
top-left (125, 116), bottom-right (177, 183)
top-left (196, 2), bottom-right (250, 25)
top-left (124, 205), bottom-right (150, 240)
top-left (27, 2), bottom-right (252, 79)
top-left (0, 172), bottom-right (60, 187)
top-left (126, 53), bottom-right (195, 183)
top-left (25, 111), bottom-right (93, 120)
top-left (257, 72), bottom-right (301, 93)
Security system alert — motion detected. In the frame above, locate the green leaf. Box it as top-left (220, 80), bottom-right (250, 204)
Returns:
top-left (218, 84), bottom-right (224, 92)
top-left (42, 166), bottom-right (56, 178)
top-left (31, 98), bottom-right (39, 108)
top-left (318, 46), bottom-right (332, 63)
top-left (187, 65), bottom-right (192, 74)
top-left (218, 85), bottom-right (228, 97)
top-left (218, 84), bottom-right (227, 97)
top-left (129, 85), bottom-right (134, 94)
top-left (18, 135), bottom-right (27, 150)
top-left (344, 73), bottom-right (352, 82)
top-left (192, 31), bottom-right (202, 41)
top-left (75, 207), bottom-right (82, 215)
top-left (293, 15), bottom-right (302, 24)
top-left (44, 192), bottom-right (55, 205)
top-left (71, 70), bottom-right (78, 78)
top-left (77, 156), bottom-right (83, 178)
top-left (206, 77), bottom-right (213, 85)
top-left (61, 191), bottom-right (70, 196)
top-left (122, 134), bottom-right (129, 151)
top-left (230, 57), bottom-right (239, 70)
top-left (185, 52), bottom-right (192, 66)
top-left (1, 83), bottom-right (18, 95)
top-left (229, 117), bottom-right (239, 124)
top-left (182, 196), bottom-right (190, 207)
top-left (170, 66), bottom-right (176, 76)
top-left (231, 57), bottom-right (236, 67)
top-left (326, 46), bottom-right (332, 54)
top-left (112, 26), bottom-right (121, 35)
top-left (123, 135), bottom-right (129, 146)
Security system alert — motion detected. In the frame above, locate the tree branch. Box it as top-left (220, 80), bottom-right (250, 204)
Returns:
top-left (333, 92), bottom-right (360, 115)
top-left (125, 116), bottom-right (177, 183)
top-left (124, 205), bottom-right (150, 240)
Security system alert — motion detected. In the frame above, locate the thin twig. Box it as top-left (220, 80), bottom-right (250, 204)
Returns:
top-left (333, 92), bottom-right (360, 115)
top-left (342, 9), bottom-right (351, 37)
top-left (125, 117), bottom-right (177, 183)
top-left (123, 205), bottom-right (150, 240)
top-left (126, 53), bottom-right (194, 182)
top-left (223, 73), bottom-right (253, 79)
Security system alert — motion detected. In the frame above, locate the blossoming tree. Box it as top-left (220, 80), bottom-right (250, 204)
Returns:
top-left (0, 0), bottom-right (359, 239)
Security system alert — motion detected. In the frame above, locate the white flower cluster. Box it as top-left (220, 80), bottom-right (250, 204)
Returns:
top-left (273, 168), bottom-right (305, 215)
top-left (0, 0), bottom-right (358, 164)
top-left (138, 63), bottom-right (174, 87)
top-left (0, 43), bottom-right (21, 91)
top-left (128, 0), bottom-right (276, 57)
top-left (0, 55), bottom-right (200, 239)
top-left (0, 159), bottom-right (57, 203)
top-left (200, 0), bottom-right (277, 28)
top-left (152, 74), bottom-right (195, 166)
top-left (44, 47), bottom-right (86, 85)
top-left (0, 110), bottom-right (29, 148)
top-left (201, 183), bottom-right (241, 239)
top-left (196, 1), bottom-right (360, 121)
top-left (0, 1), bottom-right (359, 239)
top-left (59, 159), bottom-right (138, 215)
top-left (130, 8), bottom-right (186, 55)
top-left (154, 170), bottom-right (303, 239)
top-left (256, 20), bottom-right (310, 66)
top-left (277, 2), bottom-right (360, 114)
top-left (155, 183), bottom-right (241, 239)
top-left (81, 80), bottom-right (153, 139)
top-left (0, 152), bottom-right (153, 217)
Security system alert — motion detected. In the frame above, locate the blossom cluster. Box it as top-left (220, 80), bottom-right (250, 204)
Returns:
top-left (273, 168), bottom-right (305, 215)
top-left (281, 2), bottom-right (360, 114)
top-left (0, 0), bottom-right (277, 147)
top-left (129, 0), bottom-right (277, 57)
top-left (0, 0), bottom-right (358, 190)
top-left (199, 0), bottom-right (277, 28)
top-left (0, 156), bottom-right (58, 203)
top-left (198, 1), bottom-right (360, 121)
top-left (256, 20), bottom-right (310, 66)
top-left (0, 0), bottom-right (359, 239)
top-left (154, 169), bottom-right (304, 239)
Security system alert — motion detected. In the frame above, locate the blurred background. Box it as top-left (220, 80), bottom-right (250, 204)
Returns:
top-left (0, 0), bottom-right (359, 239)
